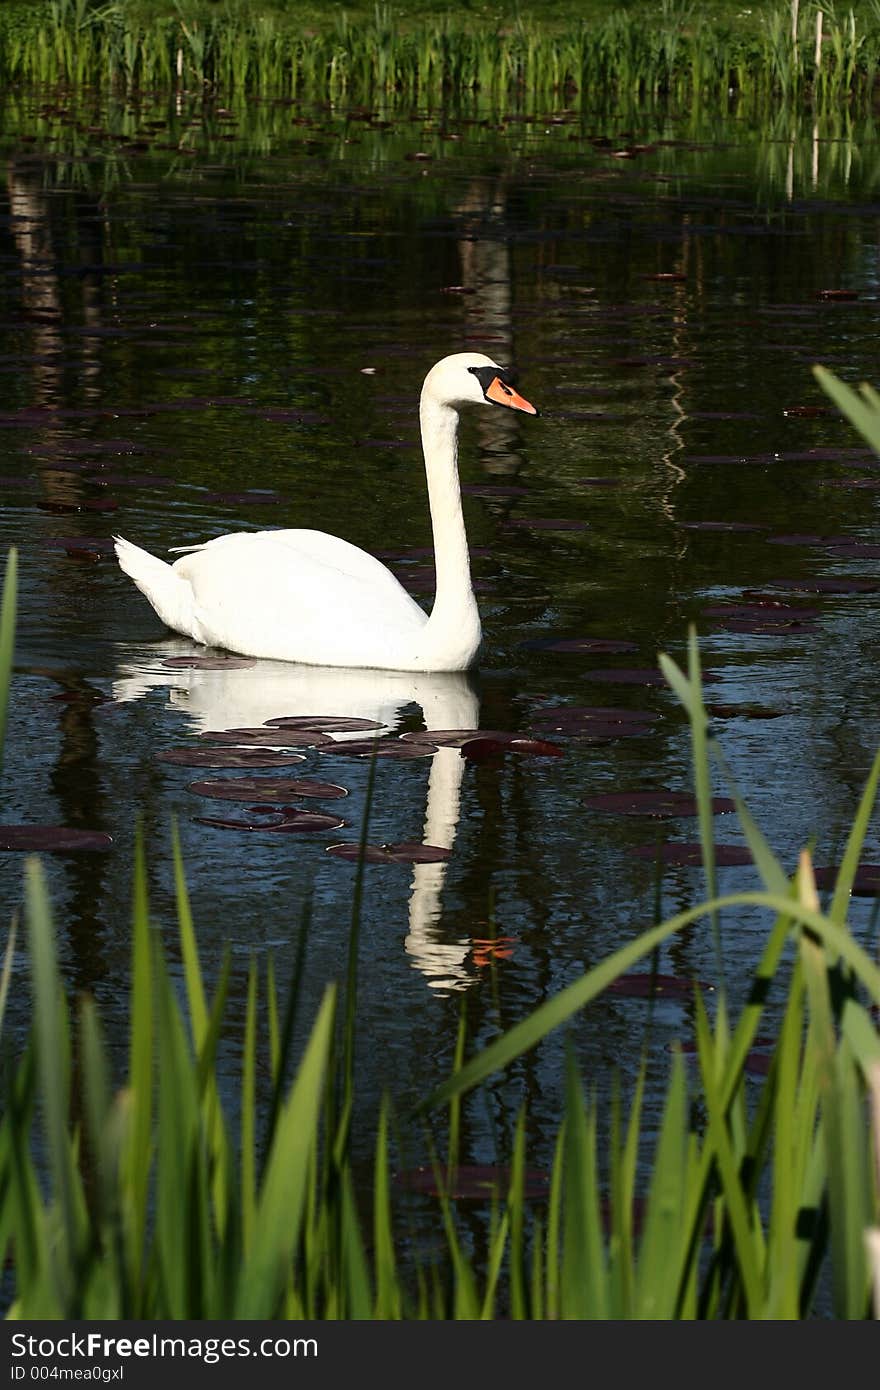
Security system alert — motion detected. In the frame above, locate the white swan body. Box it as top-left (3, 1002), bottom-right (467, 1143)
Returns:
top-left (114, 352), bottom-right (537, 672)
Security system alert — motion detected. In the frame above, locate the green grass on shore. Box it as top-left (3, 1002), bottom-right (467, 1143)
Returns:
top-left (1, 0), bottom-right (880, 105)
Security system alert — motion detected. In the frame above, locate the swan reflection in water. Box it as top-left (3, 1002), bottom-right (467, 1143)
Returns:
top-left (113, 640), bottom-right (482, 993)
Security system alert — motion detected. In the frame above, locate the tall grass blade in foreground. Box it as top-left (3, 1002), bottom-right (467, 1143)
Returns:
top-left (813, 364), bottom-right (880, 455)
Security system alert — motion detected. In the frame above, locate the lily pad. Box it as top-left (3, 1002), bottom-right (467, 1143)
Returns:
top-left (825, 542), bottom-right (880, 559)
top-left (43, 536), bottom-right (116, 552)
top-left (200, 727), bottom-right (332, 747)
top-left (766, 533), bottom-right (849, 547)
top-left (61, 545), bottom-right (105, 563)
top-left (521, 636), bottom-right (638, 654)
top-left (159, 748), bottom-right (307, 768)
top-left (326, 841), bottom-right (451, 864)
top-left (461, 483), bottom-right (530, 497)
top-left (401, 728), bottom-right (530, 748)
top-left (628, 843), bottom-right (753, 866)
top-left (253, 409), bottom-right (331, 426)
top-left (712, 616), bottom-right (818, 635)
top-left (703, 601), bottom-right (821, 620)
top-left (505, 518), bottom-right (590, 531)
top-left (737, 593), bottom-right (822, 611)
top-left (764, 576), bottom-right (878, 594)
top-left (583, 789), bottom-right (735, 817)
top-left (705, 703), bottom-right (785, 720)
top-left (680, 521), bottom-right (767, 533)
top-left (39, 498), bottom-right (119, 514)
top-left (400, 728), bottom-right (563, 756)
top-left (605, 973), bottom-right (714, 998)
top-left (162, 655), bottom-right (256, 670)
top-left (86, 472), bottom-right (170, 489)
top-left (822, 477), bottom-right (880, 490)
top-left (195, 808), bottom-right (345, 832)
top-left (684, 453), bottom-right (772, 466)
top-left (187, 777), bottom-right (347, 801)
top-left (532, 705), bottom-right (657, 727)
top-left (531, 716), bottom-right (653, 740)
top-left (0, 826), bottom-right (113, 851)
top-left (318, 740), bottom-right (436, 758)
top-left (812, 864), bottom-right (880, 895)
top-left (460, 735), bottom-right (563, 760)
top-left (264, 715), bottom-right (383, 732)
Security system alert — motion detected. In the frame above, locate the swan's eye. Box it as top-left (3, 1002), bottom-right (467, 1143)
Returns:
top-left (467, 364), bottom-right (536, 415)
top-left (468, 363), bottom-right (510, 397)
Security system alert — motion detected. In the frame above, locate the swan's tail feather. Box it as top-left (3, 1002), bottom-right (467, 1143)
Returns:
top-left (114, 535), bottom-right (199, 638)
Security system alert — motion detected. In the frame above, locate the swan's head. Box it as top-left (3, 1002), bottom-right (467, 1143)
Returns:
top-left (422, 352), bottom-right (538, 416)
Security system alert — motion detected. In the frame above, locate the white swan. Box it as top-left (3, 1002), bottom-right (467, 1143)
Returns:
top-left (114, 352), bottom-right (538, 672)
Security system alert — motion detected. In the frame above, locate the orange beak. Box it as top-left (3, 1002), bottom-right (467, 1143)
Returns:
top-left (485, 375), bottom-right (539, 415)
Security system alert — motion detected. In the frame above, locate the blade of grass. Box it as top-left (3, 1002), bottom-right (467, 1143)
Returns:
top-left (266, 954), bottom-right (280, 1079)
top-left (507, 1105), bottom-right (528, 1318)
top-left (608, 1064), bottom-right (644, 1315)
top-left (0, 547), bottom-right (17, 776)
top-left (25, 858), bottom-right (81, 1313)
top-left (235, 984), bottom-right (337, 1318)
top-left (339, 1165), bottom-right (372, 1318)
top-left (813, 364), bottom-right (880, 455)
top-left (825, 747), bottom-right (880, 929)
top-left (240, 954), bottom-right (258, 1255)
top-left (121, 824), bottom-right (153, 1295)
top-left (635, 1047), bottom-right (694, 1318)
top-left (372, 1095), bottom-right (400, 1318)
top-left (171, 818), bottom-right (207, 1044)
top-left (480, 1205), bottom-right (510, 1319)
top-left (261, 896), bottom-right (312, 1164)
top-left (798, 854), bottom-right (872, 1317)
top-left (0, 915), bottom-right (17, 1042)
top-left (693, 988), bottom-right (764, 1316)
top-left (545, 1118), bottom-right (565, 1320)
top-left (446, 1002), bottom-right (466, 1184)
top-left (154, 939), bottom-right (203, 1318)
top-left (79, 993), bottom-right (126, 1318)
top-left (341, 743), bottom-right (380, 1105)
top-left (560, 1053), bottom-right (607, 1319)
top-left (841, 997), bottom-right (880, 1075)
top-left (764, 957), bottom-right (807, 1318)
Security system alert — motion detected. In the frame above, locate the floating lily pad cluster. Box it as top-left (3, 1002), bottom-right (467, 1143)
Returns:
top-left (151, 715), bottom-right (567, 861)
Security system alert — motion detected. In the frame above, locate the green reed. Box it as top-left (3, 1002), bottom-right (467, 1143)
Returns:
top-left (2, 3), bottom-right (880, 107)
top-left (0, 362), bottom-right (879, 1316)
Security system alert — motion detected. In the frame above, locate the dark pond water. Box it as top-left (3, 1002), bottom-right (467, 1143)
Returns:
top-left (1, 88), bottom-right (880, 1189)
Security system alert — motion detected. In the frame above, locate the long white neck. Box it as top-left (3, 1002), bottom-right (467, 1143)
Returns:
top-left (418, 391), bottom-right (481, 667)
